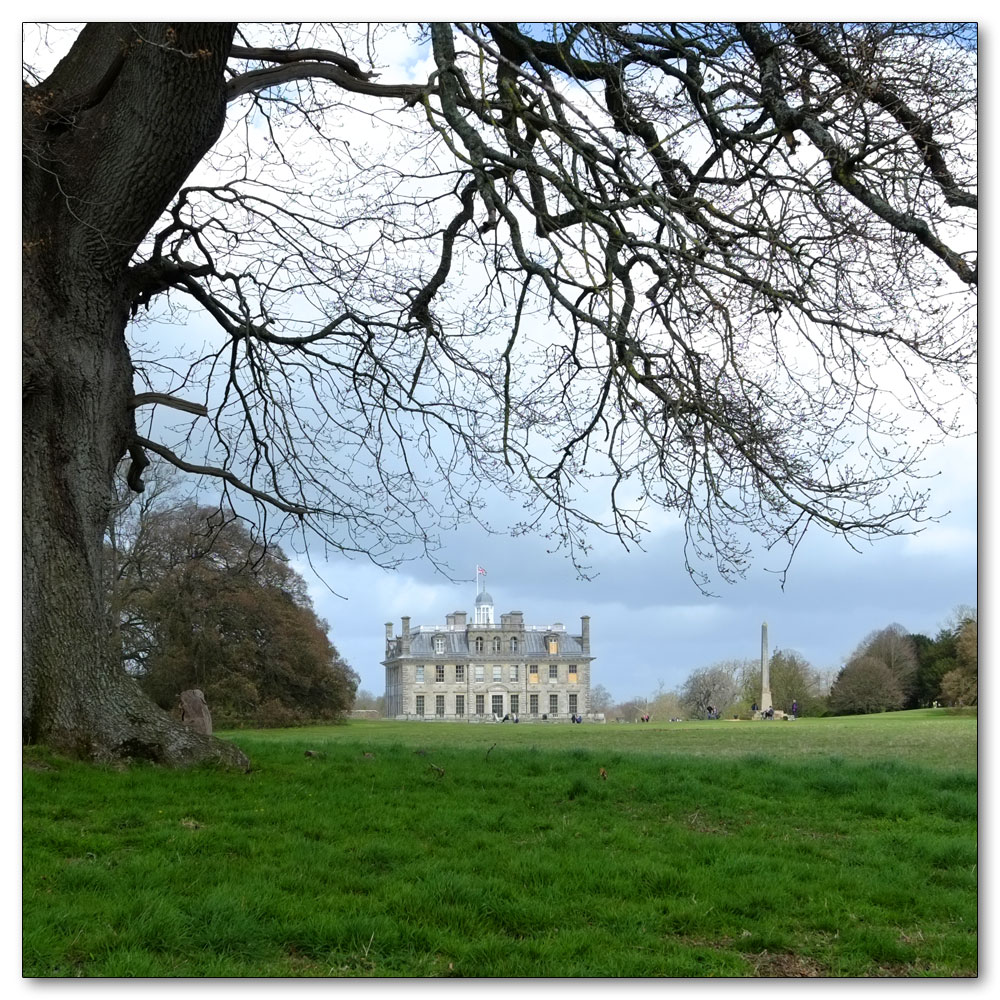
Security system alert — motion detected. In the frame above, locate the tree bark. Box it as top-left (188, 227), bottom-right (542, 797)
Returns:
top-left (22, 23), bottom-right (248, 766)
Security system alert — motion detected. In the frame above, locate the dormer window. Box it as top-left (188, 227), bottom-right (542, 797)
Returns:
top-left (547, 636), bottom-right (559, 655)
top-left (433, 635), bottom-right (446, 655)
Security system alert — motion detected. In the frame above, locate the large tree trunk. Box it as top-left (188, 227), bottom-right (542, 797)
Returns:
top-left (22, 23), bottom-right (247, 766)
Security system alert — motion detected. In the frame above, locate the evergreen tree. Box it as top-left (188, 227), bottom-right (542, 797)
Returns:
top-left (108, 499), bottom-right (358, 727)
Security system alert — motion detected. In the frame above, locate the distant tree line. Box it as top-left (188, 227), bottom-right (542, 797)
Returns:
top-left (107, 471), bottom-right (972, 728)
top-left (828, 613), bottom-right (977, 715)
top-left (105, 471), bottom-right (358, 728)
top-left (604, 609), bottom-right (977, 721)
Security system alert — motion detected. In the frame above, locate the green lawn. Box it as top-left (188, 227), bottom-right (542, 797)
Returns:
top-left (239, 708), bottom-right (978, 771)
top-left (23, 709), bottom-right (977, 977)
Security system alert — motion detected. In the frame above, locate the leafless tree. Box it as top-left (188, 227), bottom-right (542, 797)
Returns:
top-left (828, 656), bottom-right (905, 715)
top-left (680, 660), bottom-right (743, 717)
top-left (588, 683), bottom-right (614, 714)
top-left (22, 23), bottom-right (976, 763)
top-left (847, 623), bottom-right (919, 701)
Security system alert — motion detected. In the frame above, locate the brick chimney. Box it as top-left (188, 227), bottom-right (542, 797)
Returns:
top-left (401, 616), bottom-right (411, 655)
top-left (580, 615), bottom-right (590, 654)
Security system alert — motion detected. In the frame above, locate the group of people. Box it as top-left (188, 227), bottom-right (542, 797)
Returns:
top-left (499, 713), bottom-right (519, 723)
top-left (749, 700), bottom-right (799, 719)
top-left (570, 714), bottom-right (584, 724)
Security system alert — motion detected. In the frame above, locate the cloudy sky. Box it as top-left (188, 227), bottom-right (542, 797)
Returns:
top-left (262, 24), bottom-right (978, 704)
top-left (175, 24), bottom-right (980, 704)
top-left (297, 418), bottom-right (976, 703)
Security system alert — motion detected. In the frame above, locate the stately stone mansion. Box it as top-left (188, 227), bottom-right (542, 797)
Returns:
top-left (383, 588), bottom-right (594, 721)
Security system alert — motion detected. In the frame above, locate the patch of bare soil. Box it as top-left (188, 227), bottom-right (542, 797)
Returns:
top-left (24, 759), bottom-right (56, 771)
top-left (747, 950), bottom-right (825, 977)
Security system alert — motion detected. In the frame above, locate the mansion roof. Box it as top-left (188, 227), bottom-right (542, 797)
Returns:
top-left (395, 628), bottom-right (589, 659)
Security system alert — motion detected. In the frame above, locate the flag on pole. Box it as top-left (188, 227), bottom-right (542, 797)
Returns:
top-left (477, 565), bottom-right (487, 576)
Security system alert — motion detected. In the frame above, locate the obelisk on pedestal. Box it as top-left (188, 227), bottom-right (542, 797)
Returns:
top-left (760, 621), bottom-right (773, 713)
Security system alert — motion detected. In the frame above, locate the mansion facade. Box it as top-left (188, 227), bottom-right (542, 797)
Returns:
top-left (383, 589), bottom-right (594, 721)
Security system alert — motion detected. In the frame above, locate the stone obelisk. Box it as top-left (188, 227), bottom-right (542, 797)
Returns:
top-left (760, 621), bottom-right (773, 713)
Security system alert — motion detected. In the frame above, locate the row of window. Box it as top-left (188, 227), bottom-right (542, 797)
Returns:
top-left (433, 636), bottom-right (561, 655)
top-left (413, 693), bottom-right (579, 717)
top-left (414, 664), bottom-right (579, 684)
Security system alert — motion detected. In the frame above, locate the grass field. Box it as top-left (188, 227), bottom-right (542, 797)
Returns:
top-left (22, 709), bottom-right (977, 977)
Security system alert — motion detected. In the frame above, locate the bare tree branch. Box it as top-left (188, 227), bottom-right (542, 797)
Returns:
top-left (134, 436), bottom-right (309, 516)
top-left (129, 392), bottom-right (208, 417)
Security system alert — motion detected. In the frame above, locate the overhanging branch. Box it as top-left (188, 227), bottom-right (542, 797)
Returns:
top-left (226, 61), bottom-right (429, 103)
top-left (134, 436), bottom-right (309, 516)
top-left (129, 392), bottom-right (208, 417)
